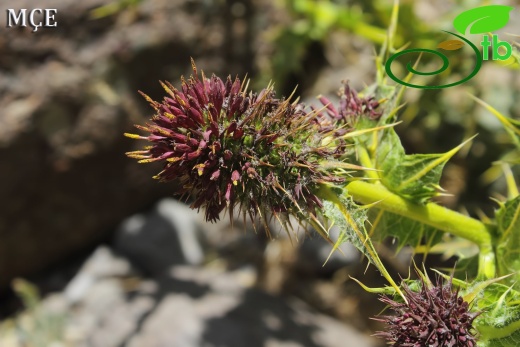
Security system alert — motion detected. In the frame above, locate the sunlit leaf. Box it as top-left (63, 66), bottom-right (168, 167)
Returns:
top-left (375, 127), bottom-right (474, 204)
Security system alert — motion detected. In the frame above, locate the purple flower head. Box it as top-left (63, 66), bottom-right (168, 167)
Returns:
top-left (126, 59), bottom-right (346, 225)
top-left (316, 81), bottom-right (382, 130)
top-left (374, 274), bottom-right (479, 347)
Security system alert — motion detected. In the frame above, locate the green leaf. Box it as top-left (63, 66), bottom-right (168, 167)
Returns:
top-left (472, 282), bottom-right (520, 347)
top-left (322, 195), bottom-right (369, 256)
top-left (369, 209), bottom-right (443, 254)
top-left (375, 128), bottom-right (472, 204)
top-left (320, 186), bottom-right (406, 301)
top-left (495, 196), bottom-right (520, 287)
top-left (453, 5), bottom-right (513, 35)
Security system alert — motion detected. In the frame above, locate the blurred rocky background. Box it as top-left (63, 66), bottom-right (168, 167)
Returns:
top-left (1, 0), bottom-right (519, 346)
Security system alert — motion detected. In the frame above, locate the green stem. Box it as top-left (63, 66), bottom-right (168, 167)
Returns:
top-left (346, 180), bottom-right (496, 278)
top-left (357, 146), bottom-right (380, 180)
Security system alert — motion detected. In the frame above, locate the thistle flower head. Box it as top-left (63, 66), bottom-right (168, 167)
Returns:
top-left (126, 59), bottom-right (345, 225)
top-left (374, 275), bottom-right (479, 347)
top-left (316, 81), bottom-right (382, 129)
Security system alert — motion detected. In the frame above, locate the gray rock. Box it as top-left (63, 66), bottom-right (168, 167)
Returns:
top-left (114, 199), bottom-right (205, 275)
top-left (125, 265), bottom-right (378, 347)
top-left (297, 226), bottom-right (362, 276)
top-left (17, 245), bottom-right (377, 347)
top-left (64, 246), bottom-right (131, 304)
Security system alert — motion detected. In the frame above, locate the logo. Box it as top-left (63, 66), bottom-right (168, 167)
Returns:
top-left (385, 5), bottom-right (515, 89)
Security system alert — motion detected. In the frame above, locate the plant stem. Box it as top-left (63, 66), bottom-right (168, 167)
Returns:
top-left (346, 180), bottom-right (496, 278)
top-left (357, 146), bottom-right (380, 180)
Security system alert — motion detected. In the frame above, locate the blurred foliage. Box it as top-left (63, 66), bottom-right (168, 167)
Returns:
top-left (472, 96), bottom-right (520, 195)
top-left (264, 0), bottom-right (519, 214)
top-left (264, 0), bottom-right (437, 92)
top-left (90, 0), bottom-right (142, 19)
top-left (261, 0), bottom-right (385, 92)
top-left (0, 280), bottom-right (68, 347)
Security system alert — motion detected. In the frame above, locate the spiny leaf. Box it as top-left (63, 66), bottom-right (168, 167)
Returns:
top-left (319, 185), bottom-right (406, 302)
top-left (471, 281), bottom-right (520, 347)
top-left (453, 5), bottom-right (513, 35)
top-left (375, 127), bottom-right (474, 203)
top-left (369, 209), bottom-right (443, 255)
top-left (495, 196), bottom-right (520, 288)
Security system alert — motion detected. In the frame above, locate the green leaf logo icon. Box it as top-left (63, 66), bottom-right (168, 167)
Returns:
top-left (437, 39), bottom-right (465, 50)
top-left (453, 5), bottom-right (513, 35)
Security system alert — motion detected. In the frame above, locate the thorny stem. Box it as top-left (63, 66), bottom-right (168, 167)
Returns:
top-left (346, 180), bottom-right (496, 279)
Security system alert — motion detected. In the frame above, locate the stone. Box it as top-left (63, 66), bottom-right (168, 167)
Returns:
top-left (114, 199), bottom-right (205, 275)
